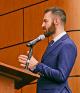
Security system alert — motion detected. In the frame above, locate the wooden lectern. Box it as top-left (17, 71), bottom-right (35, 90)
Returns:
top-left (0, 62), bottom-right (39, 93)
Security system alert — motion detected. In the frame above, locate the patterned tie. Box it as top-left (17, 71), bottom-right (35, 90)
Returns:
top-left (48, 40), bottom-right (54, 46)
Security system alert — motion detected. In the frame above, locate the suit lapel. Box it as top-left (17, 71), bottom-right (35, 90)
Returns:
top-left (43, 34), bottom-right (69, 59)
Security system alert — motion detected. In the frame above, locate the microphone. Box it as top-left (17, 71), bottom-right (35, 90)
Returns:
top-left (26, 31), bottom-right (53, 47)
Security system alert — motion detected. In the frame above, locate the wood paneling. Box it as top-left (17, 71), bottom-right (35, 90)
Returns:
top-left (68, 77), bottom-right (80, 93)
top-left (24, 1), bottom-right (48, 41)
top-left (67, 32), bottom-right (80, 76)
top-left (0, 75), bottom-right (14, 93)
top-left (0, 0), bottom-right (47, 15)
top-left (0, 44), bottom-right (28, 67)
top-left (0, 10), bottom-right (23, 48)
top-left (22, 82), bottom-right (37, 93)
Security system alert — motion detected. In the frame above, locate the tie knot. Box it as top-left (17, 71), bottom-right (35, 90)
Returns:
top-left (49, 40), bottom-right (54, 46)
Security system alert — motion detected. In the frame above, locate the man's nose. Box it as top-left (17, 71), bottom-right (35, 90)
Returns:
top-left (42, 22), bottom-right (45, 28)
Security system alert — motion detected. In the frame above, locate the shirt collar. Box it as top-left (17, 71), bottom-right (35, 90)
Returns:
top-left (53, 31), bottom-right (66, 42)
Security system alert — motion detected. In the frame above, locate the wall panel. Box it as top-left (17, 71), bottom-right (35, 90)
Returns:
top-left (68, 77), bottom-right (80, 93)
top-left (24, 1), bottom-right (48, 41)
top-left (0, 0), bottom-right (47, 15)
top-left (67, 32), bottom-right (80, 76)
top-left (0, 44), bottom-right (28, 67)
top-left (0, 10), bottom-right (23, 48)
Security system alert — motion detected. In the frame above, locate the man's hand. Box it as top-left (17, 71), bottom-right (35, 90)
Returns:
top-left (18, 53), bottom-right (39, 70)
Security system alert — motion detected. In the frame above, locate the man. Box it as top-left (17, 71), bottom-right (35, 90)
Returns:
top-left (18, 7), bottom-right (77, 93)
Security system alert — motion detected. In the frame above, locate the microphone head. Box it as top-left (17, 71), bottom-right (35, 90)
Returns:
top-left (26, 32), bottom-right (53, 47)
top-left (38, 34), bottom-right (45, 40)
top-left (26, 35), bottom-right (45, 47)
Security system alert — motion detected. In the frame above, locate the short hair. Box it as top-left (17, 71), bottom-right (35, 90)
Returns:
top-left (44, 7), bottom-right (66, 24)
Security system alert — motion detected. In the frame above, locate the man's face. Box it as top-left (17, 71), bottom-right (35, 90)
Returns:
top-left (42, 11), bottom-right (56, 35)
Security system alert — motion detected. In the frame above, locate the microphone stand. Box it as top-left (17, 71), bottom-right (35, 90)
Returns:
top-left (25, 32), bottom-right (51, 69)
top-left (25, 45), bottom-right (33, 69)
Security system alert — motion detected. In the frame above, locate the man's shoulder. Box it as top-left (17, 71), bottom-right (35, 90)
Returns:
top-left (62, 36), bottom-right (76, 46)
top-left (60, 37), bottom-right (77, 51)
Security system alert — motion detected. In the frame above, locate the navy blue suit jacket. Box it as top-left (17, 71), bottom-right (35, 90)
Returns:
top-left (34, 34), bottom-right (77, 93)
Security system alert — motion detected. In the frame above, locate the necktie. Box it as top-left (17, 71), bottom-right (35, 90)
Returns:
top-left (48, 40), bottom-right (54, 46)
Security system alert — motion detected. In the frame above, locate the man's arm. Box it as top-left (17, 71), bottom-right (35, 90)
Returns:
top-left (33, 44), bottom-right (77, 83)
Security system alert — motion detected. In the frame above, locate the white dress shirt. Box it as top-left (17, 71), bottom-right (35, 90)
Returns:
top-left (53, 31), bottom-right (66, 43)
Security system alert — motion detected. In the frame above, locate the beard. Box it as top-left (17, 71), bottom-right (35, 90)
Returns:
top-left (48, 24), bottom-right (56, 34)
top-left (44, 23), bottom-right (56, 37)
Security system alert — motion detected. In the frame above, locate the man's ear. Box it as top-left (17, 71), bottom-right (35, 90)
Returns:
top-left (54, 17), bottom-right (60, 25)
